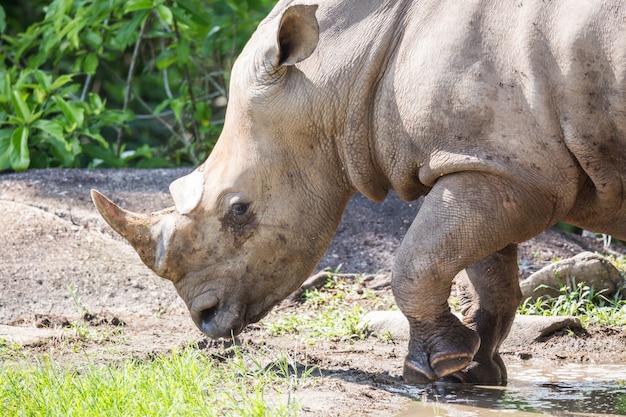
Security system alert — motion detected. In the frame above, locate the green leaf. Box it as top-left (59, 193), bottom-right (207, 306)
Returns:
top-left (153, 98), bottom-right (172, 115)
top-left (64, 18), bottom-right (83, 49)
top-left (0, 128), bottom-right (12, 171)
top-left (84, 53), bottom-right (99, 75)
top-left (0, 5), bottom-right (6, 34)
top-left (25, 110), bottom-right (42, 125)
top-left (48, 135), bottom-right (78, 167)
top-left (0, 72), bottom-right (11, 104)
top-left (156, 5), bottom-right (173, 25)
top-left (193, 101), bottom-right (211, 126)
top-left (122, 144), bottom-right (152, 162)
top-left (32, 86), bottom-right (47, 105)
top-left (33, 119), bottom-right (65, 141)
top-left (10, 126), bottom-right (30, 171)
top-left (54, 97), bottom-right (84, 129)
top-left (114, 10), bottom-right (148, 49)
top-left (50, 74), bottom-right (74, 91)
top-left (155, 49), bottom-right (177, 70)
top-left (82, 30), bottom-right (103, 49)
top-left (175, 0), bottom-right (212, 25)
top-left (82, 143), bottom-right (125, 168)
top-left (46, 0), bottom-right (72, 32)
top-left (32, 70), bottom-right (52, 92)
top-left (124, 0), bottom-right (154, 13)
top-left (80, 130), bottom-right (109, 148)
top-left (41, 29), bottom-right (61, 55)
top-left (87, 93), bottom-right (105, 115)
top-left (169, 6), bottom-right (194, 27)
top-left (176, 37), bottom-right (190, 65)
top-left (170, 97), bottom-right (184, 122)
top-left (11, 91), bottom-right (31, 123)
top-left (71, 55), bottom-right (84, 73)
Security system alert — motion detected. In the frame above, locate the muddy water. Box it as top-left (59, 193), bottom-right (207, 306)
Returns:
top-left (397, 363), bottom-right (626, 416)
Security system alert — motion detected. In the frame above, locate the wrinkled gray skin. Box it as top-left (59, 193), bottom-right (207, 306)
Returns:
top-left (92, 0), bottom-right (626, 385)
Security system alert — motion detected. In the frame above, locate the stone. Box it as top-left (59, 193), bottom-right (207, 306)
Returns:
top-left (0, 324), bottom-right (63, 346)
top-left (520, 251), bottom-right (624, 301)
top-left (361, 310), bottom-right (409, 340)
top-left (505, 315), bottom-right (583, 345)
top-left (361, 311), bottom-right (583, 343)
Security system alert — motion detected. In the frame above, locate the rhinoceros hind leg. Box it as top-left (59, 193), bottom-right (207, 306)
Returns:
top-left (454, 245), bottom-right (521, 384)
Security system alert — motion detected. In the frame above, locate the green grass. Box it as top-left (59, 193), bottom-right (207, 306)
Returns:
top-left (0, 344), bottom-right (314, 417)
top-left (518, 259), bottom-right (626, 327)
top-left (518, 280), bottom-right (626, 326)
top-left (264, 274), bottom-right (394, 343)
top-left (608, 253), bottom-right (626, 273)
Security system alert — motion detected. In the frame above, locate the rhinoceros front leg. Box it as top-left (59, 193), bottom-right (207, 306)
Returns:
top-left (452, 244), bottom-right (522, 384)
top-left (392, 172), bottom-right (552, 384)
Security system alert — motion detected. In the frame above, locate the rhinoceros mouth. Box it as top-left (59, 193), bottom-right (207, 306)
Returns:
top-left (186, 287), bottom-right (284, 339)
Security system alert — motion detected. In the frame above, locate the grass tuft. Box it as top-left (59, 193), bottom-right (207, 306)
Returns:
top-left (264, 274), bottom-right (389, 343)
top-left (518, 275), bottom-right (626, 327)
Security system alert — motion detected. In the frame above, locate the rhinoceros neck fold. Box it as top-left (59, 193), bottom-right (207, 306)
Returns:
top-left (314, 1), bottom-right (415, 203)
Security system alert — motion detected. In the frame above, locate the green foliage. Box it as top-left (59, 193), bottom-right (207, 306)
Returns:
top-left (518, 276), bottom-right (626, 327)
top-left (0, 0), bottom-right (276, 171)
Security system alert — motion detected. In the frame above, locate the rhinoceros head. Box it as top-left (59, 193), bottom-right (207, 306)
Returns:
top-left (92, 4), bottom-right (354, 339)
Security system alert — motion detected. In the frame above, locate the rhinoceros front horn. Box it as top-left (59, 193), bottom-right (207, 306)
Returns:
top-left (91, 189), bottom-right (173, 275)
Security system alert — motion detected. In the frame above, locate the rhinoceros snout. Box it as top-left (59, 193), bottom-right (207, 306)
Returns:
top-left (188, 295), bottom-right (247, 339)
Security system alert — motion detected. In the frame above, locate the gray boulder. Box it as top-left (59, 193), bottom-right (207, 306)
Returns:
top-left (520, 251), bottom-right (624, 301)
top-left (361, 310), bottom-right (409, 340)
top-left (361, 310), bottom-right (582, 343)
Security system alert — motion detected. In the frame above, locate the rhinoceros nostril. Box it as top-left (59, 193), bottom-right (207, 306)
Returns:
top-left (200, 306), bottom-right (218, 327)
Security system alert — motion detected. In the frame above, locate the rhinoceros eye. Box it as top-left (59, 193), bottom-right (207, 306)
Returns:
top-left (225, 197), bottom-right (254, 229)
top-left (231, 202), bottom-right (250, 218)
top-left (223, 199), bottom-right (256, 241)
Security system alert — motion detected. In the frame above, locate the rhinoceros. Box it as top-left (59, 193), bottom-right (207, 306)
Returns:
top-left (91, 0), bottom-right (626, 384)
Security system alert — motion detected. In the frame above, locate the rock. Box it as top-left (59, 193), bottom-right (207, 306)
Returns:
top-left (361, 311), bottom-right (583, 343)
top-left (0, 324), bottom-right (64, 346)
top-left (361, 310), bottom-right (409, 340)
top-left (288, 270), bottom-right (332, 301)
top-left (520, 251), bottom-right (624, 301)
top-left (506, 315), bottom-right (582, 345)
top-left (363, 273), bottom-right (392, 290)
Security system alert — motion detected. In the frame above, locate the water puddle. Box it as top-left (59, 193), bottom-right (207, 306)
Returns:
top-left (397, 363), bottom-right (626, 416)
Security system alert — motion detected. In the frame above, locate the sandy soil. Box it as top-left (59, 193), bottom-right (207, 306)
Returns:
top-left (1, 168), bottom-right (625, 416)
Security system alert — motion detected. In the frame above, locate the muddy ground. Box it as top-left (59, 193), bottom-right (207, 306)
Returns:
top-left (1, 168), bottom-right (625, 416)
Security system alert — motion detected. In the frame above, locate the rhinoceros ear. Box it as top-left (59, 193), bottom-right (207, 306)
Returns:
top-left (275, 4), bottom-right (319, 66)
top-left (169, 169), bottom-right (204, 215)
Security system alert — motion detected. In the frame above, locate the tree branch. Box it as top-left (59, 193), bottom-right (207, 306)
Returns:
top-left (115, 14), bottom-right (150, 157)
top-left (173, 19), bottom-right (201, 151)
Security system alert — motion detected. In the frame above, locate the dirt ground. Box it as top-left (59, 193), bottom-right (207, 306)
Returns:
top-left (1, 168), bottom-right (626, 416)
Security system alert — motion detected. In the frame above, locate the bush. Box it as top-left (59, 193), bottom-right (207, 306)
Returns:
top-left (0, 0), bottom-right (276, 171)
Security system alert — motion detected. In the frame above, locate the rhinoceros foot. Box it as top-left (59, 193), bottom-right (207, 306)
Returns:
top-left (403, 315), bottom-right (481, 384)
top-left (442, 353), bottom-right (507, 385)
